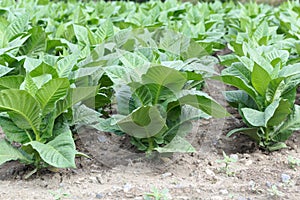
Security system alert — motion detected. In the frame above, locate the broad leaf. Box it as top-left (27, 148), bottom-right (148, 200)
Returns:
top-left (177, 90), bottom-right (230, 118)
top-left (36, 78), bottom-right (69, 114)
top-left (0, 139), bottom-right (30, 165)
top-left (0, 116), bottom-right (31, 143)
top-left (0, 75), bottom-right (24, 90)
top-left (142, 65), bottom-right (187, 92)
top-left (155, 135), bottom-right (195, 153)
top-left (56, 54), bottom-right (78, 78)
top-left (251, 63), bottom-right (271, 96)
top-left (56, 86), bottom-right (98, 117)
top-left (26, 129), bottom-right (77, 168)
top-left (0, 89), bottom-right (40, 135)
top-left (117, 106), bottom-right (167, 138)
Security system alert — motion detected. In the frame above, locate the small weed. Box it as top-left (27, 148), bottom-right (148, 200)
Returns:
top-left (144, 187), bottom-right (169, 200)
top-left (49, 189), bottom-right (70, 200)
top-left (267, 185), bottom-right (284, 198)
top-left (249, 181), bottom-right (264, 194)
top-left (217, 151), bottom-right (237, 176)
top-left (287, 156), bottom-right (300, 170)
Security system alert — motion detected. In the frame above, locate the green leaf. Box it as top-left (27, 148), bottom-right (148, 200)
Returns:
top-left (24, 75), bottom-right (38, 97)
top-left (267, 142), bottom-right (287, 151)
top-left (265, 78), bottom-right (285, 103)
top-left (3, 14), bottom-right (29, 44)
top-left (56, 86), bottom-right (98, 117)
top-left (0, 75), bottom-right (24, 90)
top-left (241, 108), bottom-right (265, 127)
top-left (73, 104), bottom-right (101, 126)
top-left (227, 127), bottom-right (259, 142)
top-left (142, 65), bottom-right (187, 92)
top-left (0, 139), bottom-right (30, 165)
top-left (241, 100), bottom-right (282, 127)
top-left (279, 63), bottom-right (300, 78)
top-left (0, 65), bottom-right (13, 77)
top-left (267, 100), bottom-right (291, 126)
top-left (117, 106), bottom-right (167, 138)
top-left (177, 90), bottom-right (230, 118)
top-left (251, 63), bottom-right (271, 96)
top-left (95, 19), bottom-right (114, 42)
top-left (278, 105), bottom-right (300, 132)
top-left (0, 89), bottom-right (40, 135)
top-left (155, 135), bottom-right (195, 153)
top-left (224, 90), bottom-right (257, 109)
top-left (0, 116), bottom-right (31, 143)
top-left (73, 24), bottom-right (89, 46)
top-left (36, 78), bottom-right (69, 115)
top-left (213, 75), bottom-right (257, 100)
top-left (29, 62), bottom-right (58, 78)
top-left (26, 129), bottom-right (77, 168)
top-left (56, 54), bottom-right (78, 78)
top-left (118, 50), bottom-right (150, 72)
top-left (19, 26), bottom-right (46, 56)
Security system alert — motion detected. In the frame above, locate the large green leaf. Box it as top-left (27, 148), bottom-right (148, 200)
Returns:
top-left (0, 139), bottom-right (30, 165)
top-left (19, 26), bottom-right (46, 56)
top-left (24, 75), bottom-right (38, 97)
top-left (177, 90), bottom-right (230, 118)
top-left (265, 78), bottom-right (285, 103)
top-left (0, 116), bottom-right (31, 143)
top-left (227, 127), bottom-right (260, 142)
top-left (279, 63), bottom-right (300, 78)
top-left (56, 86), bottom-right (98, 117)
top-left (251, 63), bottom-right (271, 96)
top-left (73, 24), bottom-right (90, 46)
top-left (117, 106), bottom-right (167, 138)
top-left (155, 135), bottom-right (195, 153)
top-left (241, 100), bottom-right (282, 127)
top-left (241, 108), bottom-right (265, 127)
top-left (56, 54), bottom-right (78, 78)
top-left (26, 129), bottom-right (77, 168)
top-left (0, 75), bottom-right (24, 90)
top-left (0, 65), bottom-right (13, 77)
top-left (224, 90), bottom-right (258, 109)
top-left (267, 100), bottom-right (291, 126)
top-left (278, 105), bottom-right (300, 132)
top-left (95, 19), bottom-right (114, 42)
top-left (2, 14), bottom-right (29, 45)
top-left (36, 78), bottom-right (69, 115)
top-left (0, 89), bottom-right (40, 135)
top-left (142, 65), bottom-right (187, 92)
top-left (213, 75), bottom-right (257, 100)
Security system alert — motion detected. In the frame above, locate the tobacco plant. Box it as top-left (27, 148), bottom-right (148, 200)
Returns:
top-left (92, 30), bottom-right (229, 153)
top-left (0, 75), bottom-right (98, 170)
top-left (217, 44), bottom-right (300, 151)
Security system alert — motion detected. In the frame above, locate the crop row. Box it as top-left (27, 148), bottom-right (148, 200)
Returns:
top-left (0, 0), bottom-right (299, 174)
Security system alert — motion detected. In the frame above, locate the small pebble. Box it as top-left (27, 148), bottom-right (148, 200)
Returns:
top-left (161, 172), bottom-right (172, 178)
top-left (281, 173), bottom-right (291, 183)
top-left (219, 189), bottom-right (228, 195)
top-left (123, 183), bottom-right (132, 193)
top-left (211, 196), bottom-right (223, 200)
top-left (266, 181), bottom-right (272, 188)
top-left (205, 169), bottom-right (215, 177)
top-left (96, 193), bottom-right (104, 199)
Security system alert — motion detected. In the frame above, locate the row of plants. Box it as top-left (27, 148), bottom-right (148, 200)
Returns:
top-left (0, 0), bottom-right (299, 174)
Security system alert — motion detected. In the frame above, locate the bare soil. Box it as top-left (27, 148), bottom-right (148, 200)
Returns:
top-left (0, 66), bottom-right (300, 200)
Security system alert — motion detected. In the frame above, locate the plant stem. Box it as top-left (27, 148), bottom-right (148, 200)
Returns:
top-left (148, 137), bottom-right (154, 152)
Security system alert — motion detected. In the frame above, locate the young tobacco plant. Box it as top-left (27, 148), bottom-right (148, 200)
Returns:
top-left (0, 75), bottom-right (98, 171)
top-left (95, 52), bottom-right (229, 153)
top-left (216, 44), bottom-right (300, 151)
